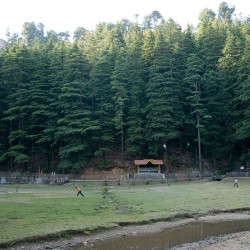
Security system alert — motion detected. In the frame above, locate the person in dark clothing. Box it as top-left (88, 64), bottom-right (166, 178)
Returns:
top-left (76, 186), bottom-right (84, 197)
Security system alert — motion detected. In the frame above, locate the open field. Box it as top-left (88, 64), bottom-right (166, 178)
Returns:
top-left (0, 177), bottom-right (250, 247)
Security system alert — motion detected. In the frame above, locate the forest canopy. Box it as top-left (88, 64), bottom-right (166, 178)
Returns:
top-left (0, 1), bottom-right (249, 173)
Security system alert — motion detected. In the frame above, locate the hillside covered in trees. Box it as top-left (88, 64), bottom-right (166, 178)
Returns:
top-left (0, 2), bottom-right (249, 174)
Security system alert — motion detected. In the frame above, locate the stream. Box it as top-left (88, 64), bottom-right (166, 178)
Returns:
top-left (72, 219), bottom-right (250, 250)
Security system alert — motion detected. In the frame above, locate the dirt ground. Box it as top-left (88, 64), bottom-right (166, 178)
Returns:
top-left (6, 212), bottom-right (250, 250)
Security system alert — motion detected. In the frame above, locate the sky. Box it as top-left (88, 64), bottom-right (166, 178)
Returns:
top-left (0, 0), bottom-right (249, 39)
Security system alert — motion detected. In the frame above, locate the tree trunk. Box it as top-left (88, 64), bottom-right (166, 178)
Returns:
top-left (197, 113), bottom-right (202, 178)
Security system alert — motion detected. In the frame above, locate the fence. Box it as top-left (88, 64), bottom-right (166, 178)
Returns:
top-left (128, 171), bottom-right (212, 180)
top-left (226, 171), bottom-right (250, 177)
top-left (0, 175), bottom-right (69, 185)
top-left (1, 171), bottom-right (248, 186)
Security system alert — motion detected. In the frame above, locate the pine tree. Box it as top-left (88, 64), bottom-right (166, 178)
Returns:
top-left (0, 42), bottom-right (31, 170)
top-left (90, 52), bottom-right (115, 161)
top-left (27, 40), bottom-right (53, 170)
top-left (196, 17), bottom-right (227, 165)
top-left (218, 26), bottom-right (246, 164)
top-left (184, 54), bottom-right (206, 176)
top-left (124, 24), bottom-right (145, 157)
top-left (0, 53), bottom-right (9, 165)
top-left (41, 41), bottom-right (69, 171)
top-left (231, 29), bottom-right (250, 163)
top-left (145, 26), bottom-right (180, 162)
top-left (54, 43), bottom-right (95, 170)
top-left (111, 48), bottom-right (128, 163)
top-left (179, 25), bottom-right (198, 153)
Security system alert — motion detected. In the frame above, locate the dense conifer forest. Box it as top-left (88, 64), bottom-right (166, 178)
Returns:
top-left (0, 2), bottom-right (249, 174)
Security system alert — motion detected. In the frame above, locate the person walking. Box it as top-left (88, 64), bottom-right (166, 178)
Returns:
top-left (233, 178), bottom-right (238, 188)
top-left (76, 186), bottom-right (84, 197)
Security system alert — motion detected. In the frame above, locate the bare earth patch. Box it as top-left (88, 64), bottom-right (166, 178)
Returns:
top-left (6, 212), bottom-right (250, 250)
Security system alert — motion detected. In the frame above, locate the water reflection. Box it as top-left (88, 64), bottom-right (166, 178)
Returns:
top-left (72, 219), bottom-right (250, 250)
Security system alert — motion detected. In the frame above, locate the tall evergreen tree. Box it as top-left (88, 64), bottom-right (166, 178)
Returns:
top-left (145, 26), bottom-right (180, 162)
top-left (124, 24), bottom-right (145, 157)
top-left (23, 40), bottom-right (50, 169)
top-left (0, 42), bottom-right (31, 170)
top-left (218, 26), bottom-right (246, 164)
top-left (179, 25), bottom-right (198, 152)
top-left (184, 54), bottom-right (206, 175)
top-left (231, 31), bottom-right (250, 164)
top-left (40, 41), bottom-right (69, 171)
top-left (53, 43), bottom-right (95, 170)
top-left (86, 23), bottom-right (122, 164)
top-left (0, 53), bottom-right (9, 167)
top-left (196, 14), bottom-right (227, 165)
top-left (90, 52), bottom-right (115, 161)
top-left (111, 48), bottom-right (128, 163)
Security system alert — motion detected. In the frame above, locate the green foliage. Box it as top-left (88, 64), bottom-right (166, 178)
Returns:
top-left (0, 4), bottom-right (249, 172)
top-left (0, 144), bottom-right (29, 164)
top-left (145, 23), bottom-right (182, 157)
top-left (13, 154), bottom-right (30, 163)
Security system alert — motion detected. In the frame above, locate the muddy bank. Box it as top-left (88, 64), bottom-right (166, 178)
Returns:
top-left (5, 212), bottom-right (250, 250)
top-left (171, 231), bottom-right (250, 249)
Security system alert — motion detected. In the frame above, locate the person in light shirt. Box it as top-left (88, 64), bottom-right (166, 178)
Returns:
top-left (233, 178), bottom-right (238, 188)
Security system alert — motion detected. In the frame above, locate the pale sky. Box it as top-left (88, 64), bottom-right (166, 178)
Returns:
top-left (0, 0), bottom-right (249, 39)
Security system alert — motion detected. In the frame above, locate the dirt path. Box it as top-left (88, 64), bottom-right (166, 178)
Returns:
top-left (5, 212), bottom-right (250, 250)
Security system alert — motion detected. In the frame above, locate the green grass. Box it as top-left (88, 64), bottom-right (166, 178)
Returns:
top-left (0, 178), bottom-right (250, 246)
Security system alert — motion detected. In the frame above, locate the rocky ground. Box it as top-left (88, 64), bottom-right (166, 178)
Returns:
top-left (173, 231), bottom-right (250, 249)
top-left (6, 212), bottom-right (250, 250)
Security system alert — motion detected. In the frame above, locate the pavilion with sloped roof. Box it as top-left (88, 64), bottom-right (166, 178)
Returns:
top-left (134, 159), bottom-right (163, 174)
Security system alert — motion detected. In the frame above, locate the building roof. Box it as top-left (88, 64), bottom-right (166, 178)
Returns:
top-left (134, 159), bottom-right (163, 165)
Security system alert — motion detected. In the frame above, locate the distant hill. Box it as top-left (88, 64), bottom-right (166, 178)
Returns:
top-left (0, 38), bottom-right (6, 49)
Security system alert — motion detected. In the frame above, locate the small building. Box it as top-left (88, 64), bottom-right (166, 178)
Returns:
top-left (134, 159), bottom-right (163, 174)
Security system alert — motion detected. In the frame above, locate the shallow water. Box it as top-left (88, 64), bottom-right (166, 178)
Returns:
top-left (72, 219), bottom-right (250, 250)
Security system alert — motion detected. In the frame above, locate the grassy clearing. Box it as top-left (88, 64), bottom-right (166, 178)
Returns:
top-left (0, 177), bottom-right (249, 246)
